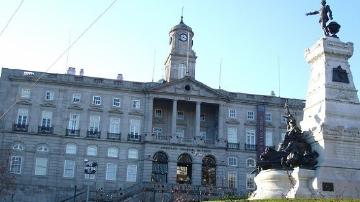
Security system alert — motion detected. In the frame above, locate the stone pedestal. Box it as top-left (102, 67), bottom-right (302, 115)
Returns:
top-left (250, 168), bottom-right (316, 200)
top-left (286, 168), bottom-right (316, 198)
top-left (301, 37), bottom-right (360, 198)
top-left (250, 169), bottom-right (292, 200)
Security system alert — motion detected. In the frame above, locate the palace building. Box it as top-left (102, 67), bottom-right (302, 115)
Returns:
top-left (0, 18), bottom-right (304, 201)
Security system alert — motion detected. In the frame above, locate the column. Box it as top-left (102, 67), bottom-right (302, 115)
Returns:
top-left (217, 103), bottom-right (225, 147)
top-left (192, 162), bottom-right (202, 186)
top-left (195, 101), bottom-right (201, 138)
top-left (145, 95), bottom-right (154, 141)
top-left (171, 100), bottom-right (177, 143)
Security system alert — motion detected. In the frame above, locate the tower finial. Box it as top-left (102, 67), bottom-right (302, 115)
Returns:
top-left (180, 7), bottom-right (184, 23)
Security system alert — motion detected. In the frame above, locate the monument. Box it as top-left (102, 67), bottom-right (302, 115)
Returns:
top-left (251, 1), bottom-right (360, 199)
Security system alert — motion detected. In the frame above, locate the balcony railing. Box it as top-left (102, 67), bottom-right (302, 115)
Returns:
top-left (178, 137), bottom-right (194, 144)
top-left (107, 132), bottom-right (121, 140)
top-left (66, 129), bottom-right (80, 137)
top-left (38, 126), bottom-right (54, 134)
top-left (87, 130), bottom-right (101, 138)
top-left (155, 134), bottom-right (170, 141)
top-left (245, 144), bottom-right (257, 151)
top-left (13, 124), bottom-right (28, 132)
top-left (127, 133), bottom-right (141, 142)
top-left (227, 143), bottom-right (240, 149)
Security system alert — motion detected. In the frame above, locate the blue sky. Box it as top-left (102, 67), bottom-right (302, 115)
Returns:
top-left (0, 0), bottom-right (359, 99)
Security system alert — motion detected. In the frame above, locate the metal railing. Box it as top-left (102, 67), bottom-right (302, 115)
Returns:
top-left (127, 133), bottom-right (141, 142)
top-left (107, 132), bottom-right (121, 140)
top-left (65, 129), bottom-right (80, 137)
top-left (38, 126), bottom-right (53, 134)
top-left (245, 144), bottom-right (257, 151)
top-left (13, 124), bottom-right (28, 132)
top-left (86, 130), bottom-right (101, 138)
top-left (227, 143), bottom-right (240, 149)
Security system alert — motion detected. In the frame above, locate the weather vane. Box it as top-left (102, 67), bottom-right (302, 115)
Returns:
top-left (306, 0), bottom-right (341, 38)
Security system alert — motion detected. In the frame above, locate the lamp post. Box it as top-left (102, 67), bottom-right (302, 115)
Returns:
top-left (84, 159), bottom-right (97, 202)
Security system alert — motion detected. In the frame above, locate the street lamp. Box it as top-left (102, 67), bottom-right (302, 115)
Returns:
top-left (84, 159), bottom-right (97, 202)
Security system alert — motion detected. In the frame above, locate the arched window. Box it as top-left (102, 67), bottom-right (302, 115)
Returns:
top-left (202, 155), bottom-right (216, 186)
top-left (12, 143), bottom-right (24, 151)
top-left (128, 148), bottom-right (138, 159)
top-left (152, 151), bottom-right (168, 183)
top-left (87, 145), bottom-right (97, 156)
top-left (176, 153), bottom-right (192, 184)
top-left (107, 147), bottom-right (118, 158)
top-left (65, 143), bottom-right (77, 154)
top-left (246, 158), bottom-right (256, 168)
top-left (37, 145), bottom-right (49, 152)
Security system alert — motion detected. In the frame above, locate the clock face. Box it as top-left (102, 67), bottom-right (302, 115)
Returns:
top-left (180, 33), bottom-right (188, 41)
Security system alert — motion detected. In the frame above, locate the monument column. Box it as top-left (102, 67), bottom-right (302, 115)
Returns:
top-left (217, 103), bottom-right (225, 147)
top-left (301, 37), bottom-right (360, 198)
top-left (144, 95), bottom-right (154, 141)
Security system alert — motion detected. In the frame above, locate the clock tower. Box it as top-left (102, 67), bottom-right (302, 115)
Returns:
top-left (165, 16), bottom-right (197, 82)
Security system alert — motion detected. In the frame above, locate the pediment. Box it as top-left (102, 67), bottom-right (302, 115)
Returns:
top-left (149, 77), bottom-right (225, 99)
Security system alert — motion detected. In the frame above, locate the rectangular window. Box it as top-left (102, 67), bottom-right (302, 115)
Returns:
top-left (106, 163), bottom-right (117, 181)
top-left (154, 109), bottom-right (162, 118)
top-left (68, 113), bottom-right (80, 130)
top-left (246, 174), bottom-right (255, 189)
top-left (265, 113), bottom-right (272, 122)
top-left (227, 127), bottom-right (238, 143)
top-left (87, 146), bottom-right (98, 156)
top-left (109, 117), bottom-right (121, 134)
top-left (16, 108), bottom-right (28, 125)
top-left (246, 129), bottom-right (256, 145)
top-left (177, 111), bottom-right (184, 120)
top-left (45, 90), bottom-right (54, 101)
top-left (265, 130), bottom-right (273, 146)
top-left (35, 157), bottom-right (48, 176)
top-left (153, 127), bottom-right (162, 138)
top-left (72, 93), bottom-right (81, 103)
top-left (63, 160), bottom-right (75, 178)
top-left (128, 149), bottom-right (138, 159)
top-left (89, 115), bottom-right (100, 132)
top-left (41, 111), bottom-right (52, 127)
top-left (126, 165), bottom-right (137, 182)
top-left (9, 156), bottom-right (22, 174)
top-left (228, 171), bottom-right (237, 188)
top-left (129, 119), bottom-right (141, 139)
top-left (92, 96), bottom-right (101, 105)
top-left (85, 173), bottom-right (95, 180)
top-left (132, 99), bottom-right (140, 109)
top-left (178, 64), bottom-right (186, 78)
top-left (176, 128), bottom-right (184, 138)
top-left (113, 98), bottom-right (121, 107)
top-left (247, 111), bottom-right (255, 120)
top-left (21, 88), bottom-right (31, 98)
top-left (200, 114), bottom-right (206, 121)
top-left (228, 109), bottom-right (236, 118)
top-left (228, 157), bottom-right (237, 167)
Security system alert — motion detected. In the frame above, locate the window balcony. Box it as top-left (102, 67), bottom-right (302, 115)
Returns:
top-left (86, 130), bottom-right (101, 139)
top-left (127, 133), bottom-right (141, 142)
top-left (38, 126), bottom-right (54, 134)
top-left (245, 144), bottom-right (257, 151)
top-left (178, 137), bottom-right (194, 144)
top-left (65, 129), bottom-right (80, 137)
top-left (107, 132), bottom-right (121, 140)
top-left (154, 134), bottom-right (170, 141)
top-left (227, 143), bottom-right (240, 149)
top-left (13, 124), bottom-right (28, 132)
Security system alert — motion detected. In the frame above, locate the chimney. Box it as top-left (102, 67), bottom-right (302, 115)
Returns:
top-left (117, 74), bottom-right (123, 80)
top-left (67, 67), bottom-right (76, 75)
top-left (80, 69), bottom-right (84, 76)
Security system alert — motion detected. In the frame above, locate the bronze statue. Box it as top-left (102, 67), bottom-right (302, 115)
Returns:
top-left (253, 101), bottom-right (318, 174)
top-left (306, 0), bottom-right (333, 36)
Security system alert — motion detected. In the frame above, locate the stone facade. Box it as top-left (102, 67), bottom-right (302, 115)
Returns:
top-left (0, 19), bottom-right (304, 202)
